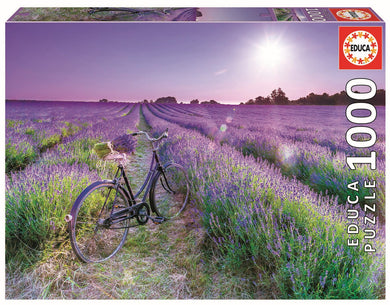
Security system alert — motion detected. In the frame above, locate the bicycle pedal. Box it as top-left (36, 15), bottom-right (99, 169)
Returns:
top-left (151, 216), bottom-right (165, 224)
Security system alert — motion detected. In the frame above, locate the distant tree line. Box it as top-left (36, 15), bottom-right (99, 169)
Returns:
top-left (136, 97), bottom-right (221, 104)
top-left (99, 98), bottom-right (121, 103)
top-left (293, 89), bottom-right (385, 105)
top-left (191, 99), bottom-right (219, 104)
top-left (98, 88), bottom-right (385, 105)
top-left (244, 88), bottom-right (289, 105)
top-left (242, 88), bottom-right (385, 106)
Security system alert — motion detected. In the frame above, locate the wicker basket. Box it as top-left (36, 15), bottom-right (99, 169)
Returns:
top-left (93, 134), bottom-right (137, 162)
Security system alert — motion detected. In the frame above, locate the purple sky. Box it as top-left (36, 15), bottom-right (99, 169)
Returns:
top-left (6, 22), bottom-right (385, 104)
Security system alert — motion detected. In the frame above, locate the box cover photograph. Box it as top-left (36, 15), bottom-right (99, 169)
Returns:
top-left (4, 7), bottom-right (385, 299)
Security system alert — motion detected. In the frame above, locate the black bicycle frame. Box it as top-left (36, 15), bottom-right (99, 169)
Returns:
top-left (102, 136), bottom-right (177, 228)
top-left (112, 149), bottom-right (164, 205)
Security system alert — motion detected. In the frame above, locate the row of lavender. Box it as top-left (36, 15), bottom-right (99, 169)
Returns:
top-left (157, 103), bottom-right (385, 156)
top-left (5, 101), bottom-right (140, 256)
top-left (141, 104), bottom-right (385, 298)
top-left (153, 102), bottom-right (385, 167)
top-left (148, 103), bottom-right (385, 222)
top-left (5, 101), bottom-right (134, 173)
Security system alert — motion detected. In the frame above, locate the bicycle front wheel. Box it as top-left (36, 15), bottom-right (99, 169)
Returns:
top-left (69, 181), bottom-right (130, 263)
top-left (150, 163), bottom-right (190, 219)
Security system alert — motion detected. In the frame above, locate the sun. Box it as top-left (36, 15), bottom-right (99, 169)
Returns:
top-left (255, 37), bottom-right (287, 70)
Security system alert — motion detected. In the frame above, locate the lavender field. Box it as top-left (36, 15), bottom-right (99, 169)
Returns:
top-left (5, 100), bottom-right (385, 299)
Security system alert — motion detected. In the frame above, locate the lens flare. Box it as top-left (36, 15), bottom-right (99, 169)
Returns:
top-left (279, 145), bottom-right (296, 165)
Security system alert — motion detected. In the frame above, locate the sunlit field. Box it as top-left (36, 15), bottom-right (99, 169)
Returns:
top-left (5, 101), bottom-right (385, 299)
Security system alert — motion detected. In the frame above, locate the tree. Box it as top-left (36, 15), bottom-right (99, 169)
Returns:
top-left (246, 95), bottom-right (272, 105)
top-left (201, 99), bottom-right (219, 104)
top-left (190, 99), bottom-right (199, 104)
top-left (255, 96), bottom-right (272, 105)
top-left (155, 96), bottom-right (178, 104)
top-left (270, 88), bottom-right (289, 105)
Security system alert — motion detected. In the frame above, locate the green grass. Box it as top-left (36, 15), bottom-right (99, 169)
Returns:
top-left (6, 119), bottom-right (23, 128)
top-left (40, 122), bottom-right (82, 152)
top-left (40, 134), bottom-right (62, 152)
top-left (6, 121), bottom-right (87, 175)
top-left (11, 8), bottom-right (93, 21)
top-left (51, 138), bottom-right (101, 169)
top-left (6, 173), bottom-right (94, 261)
top-left (6, 141), bottom-right (38, 174)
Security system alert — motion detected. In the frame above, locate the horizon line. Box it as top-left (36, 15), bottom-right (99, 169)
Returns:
top-left (5, 87), bottom-right (386, 106)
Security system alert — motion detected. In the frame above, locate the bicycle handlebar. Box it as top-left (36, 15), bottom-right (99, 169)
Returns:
top-left (131, 128), bottom-right (168, 142)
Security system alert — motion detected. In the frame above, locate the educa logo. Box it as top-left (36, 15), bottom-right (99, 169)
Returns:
top-left (343, 30), bottom-right (377, 65)
top-left (339, 27), bottom-right (382, 70)
top-left (336, 9), bottom-right (371, 21)
top-left (330, 8), bottom-right (380, 22)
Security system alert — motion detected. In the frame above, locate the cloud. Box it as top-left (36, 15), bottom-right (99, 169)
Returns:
top-left (214, 68), bottom-right (228, 76)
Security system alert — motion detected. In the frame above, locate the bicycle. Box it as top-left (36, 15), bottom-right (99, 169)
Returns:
top-left (65, 129), bottom-right (190, 263)
top-left (87, 7), bottom-right (199, 21)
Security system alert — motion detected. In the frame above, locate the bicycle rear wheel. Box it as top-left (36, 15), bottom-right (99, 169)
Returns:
top-left (150, 163), bottom-right (190, 219)
top-left (69, 181), bottom-right (130, 263)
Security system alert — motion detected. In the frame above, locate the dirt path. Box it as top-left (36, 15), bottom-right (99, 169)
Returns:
top-left (88, 128), bottom-right (208, 298)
